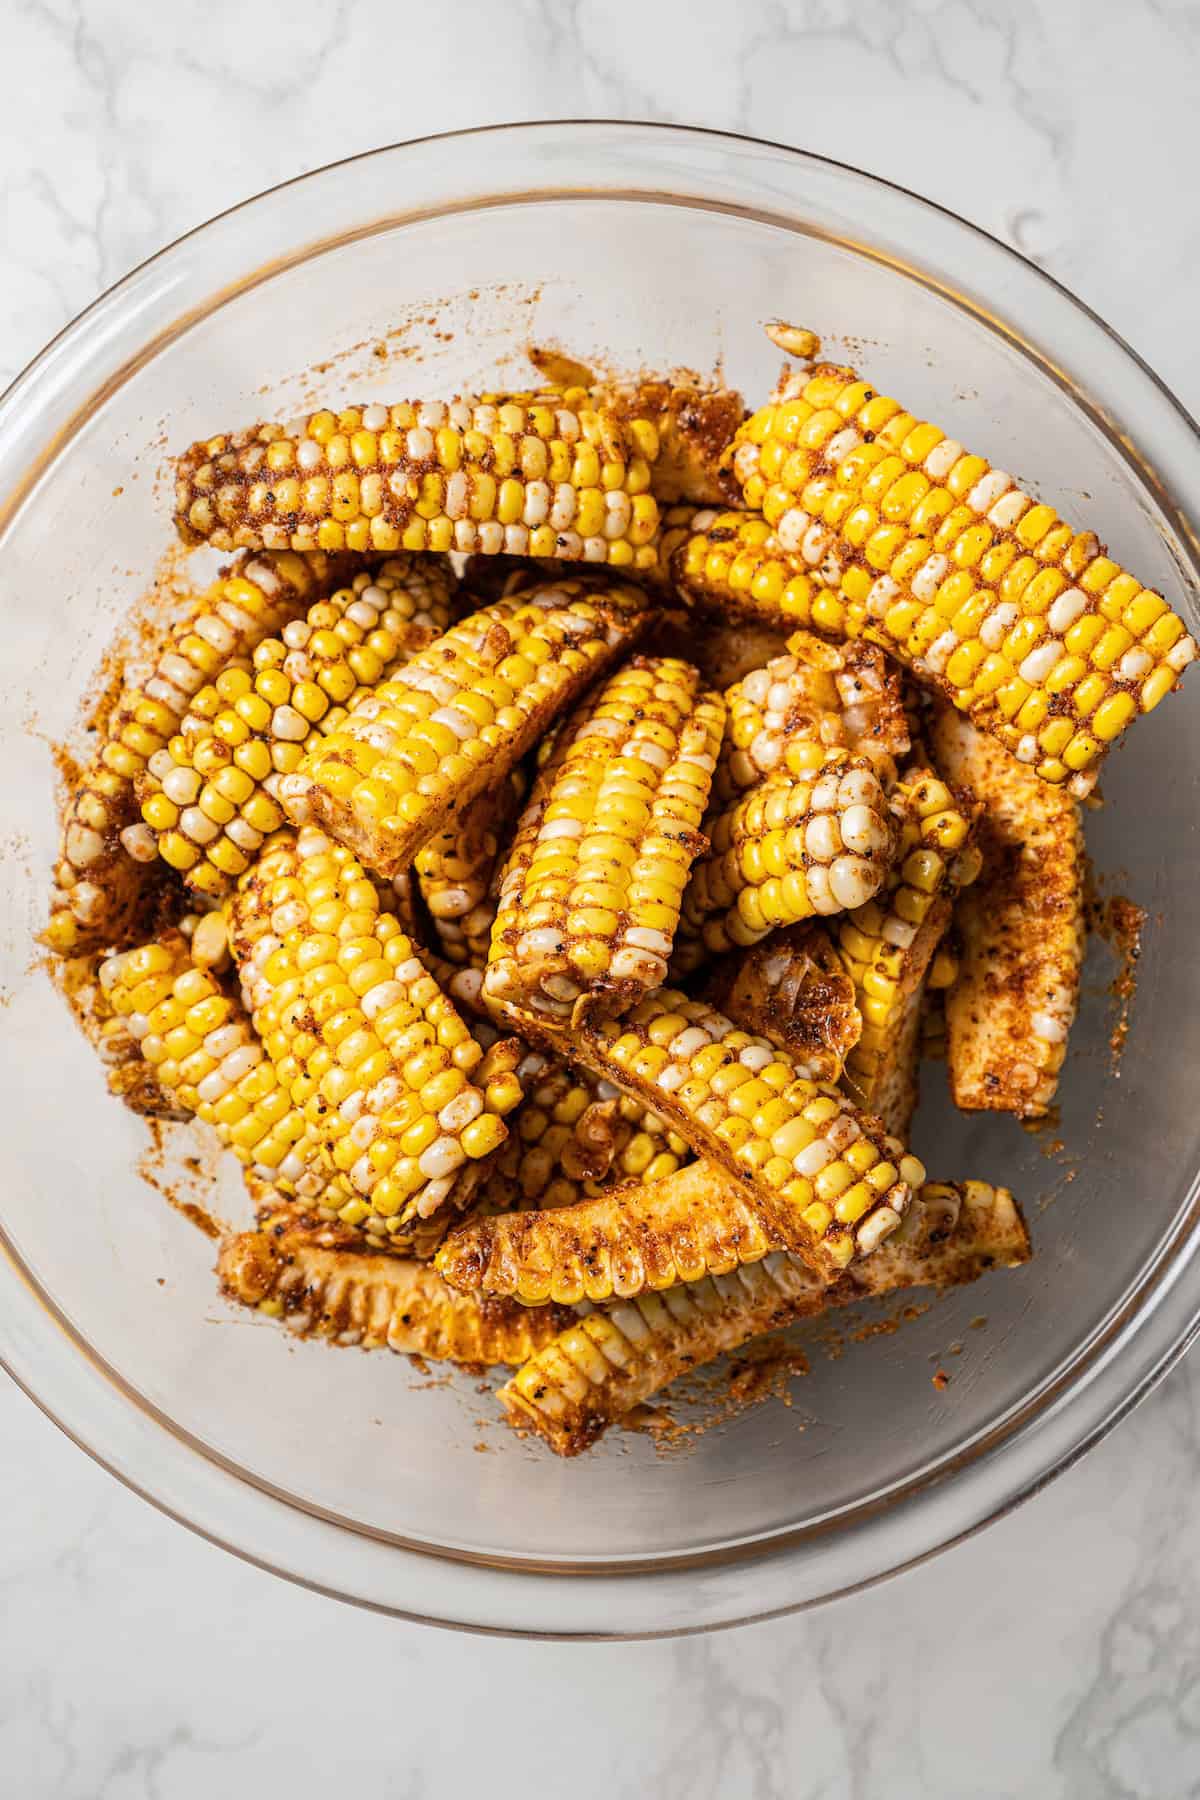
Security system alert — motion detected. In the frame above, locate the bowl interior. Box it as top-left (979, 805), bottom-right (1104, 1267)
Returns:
top-left (3, 173), bottom-right (1200, 1572)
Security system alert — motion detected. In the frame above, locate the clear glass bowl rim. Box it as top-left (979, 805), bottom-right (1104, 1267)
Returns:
top-left (2, 118), bottom-right (1199, 1640)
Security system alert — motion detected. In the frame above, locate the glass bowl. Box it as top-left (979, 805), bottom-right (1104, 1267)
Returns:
top-left (2, 121), bottom-right (1199, 1640)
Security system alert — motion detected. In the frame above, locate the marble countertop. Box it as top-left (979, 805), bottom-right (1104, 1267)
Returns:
top-left (5, 2), bottom-right (1200, 1794)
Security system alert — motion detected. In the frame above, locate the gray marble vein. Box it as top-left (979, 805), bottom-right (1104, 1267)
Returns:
top-left (2, 0), bottom-right (1199, 1794)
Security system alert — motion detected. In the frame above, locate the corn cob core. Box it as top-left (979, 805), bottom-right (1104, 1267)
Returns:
top-left (479, 1047), bottom-right (689, 1213)
top-left (230, 827), bottom-right (522, 1233)
top-left (715, 629), bottom-right (909, 802)
top-left (703, 923), bottom-right (862, 1083)
top-left (483, 656), bottom-right (725, 1023)
top-left (931, 706), bottom-right (1085, 1117)
top-left (500, 1180), bottom-right (1028, 1454)
top-left (219, 1225), bottom-right (575, 1364)
top-left (278, 581), bottom-right (649, 879)
top-left (99, 933), bottom-right (340, 1196)
top-left (174, 396), bottom-right (661, 564)
top-left (679, 746), bottom-right (896, 957)
top-left (558, 989), bottom-right (924, 1274)
top-left (721, 367), bottom-right (1197, 791)
top-left (414, 770), bottom-right (526, 967)
top-left (438, 1160), bottom-right (776, 1308)
top-left (137, 559), bottom-right (457, 897)
top-left (45, 551), bottom-right (336, 957)
top-left (834, 765), bottom-right (980, 1112)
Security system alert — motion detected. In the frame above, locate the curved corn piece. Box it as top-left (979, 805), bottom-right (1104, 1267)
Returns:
top-left (721, 363), bottom-right (1196, 793)
top-left (99, 932), bottom-right (339, 1196)
top-left (437, 1160), bottom-right (775, 1307)
top-left (678, 747), bottom-right (896, 958)
top-left (931, 705), bottom-right (1086, 1118)
top-left (219, 1223), bottom-right (576, 1364)
top-left (483, 657), bottom-right (725, 1024)
top-left (716, 629), bottom-right (908, 802)
top-left (45, 551), bottom-right (340, 958)
top-left (478, 1048), bottom-right (690, 1214)
top-left (62, 950), bottom-right (186, 1120)
top-left (702, 923), bottom-right (862, 1083)
top-left (415, 770), bottom-right (526, 968)
top-left (229, 827), bottom-right (523, 1236)
top-left (834, 763), bottom-right (981, 1116)
top-left (138, 558), bottom-right (458, 897)
top-left (553, 989), bottom-right (925, 1276)
top-left (174, 395), bottom-right (661, 565)
top-left (278, 581), bottom-right (649, 879)
top-left (499, 1180), bottom-right (1029, 1454)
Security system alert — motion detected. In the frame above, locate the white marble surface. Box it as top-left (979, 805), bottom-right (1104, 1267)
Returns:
top-left (4, 0), bottom-right (1200, 1793)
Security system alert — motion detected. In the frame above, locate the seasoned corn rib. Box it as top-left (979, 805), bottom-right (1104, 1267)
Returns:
top-left (931, 705), bottom-right (1085, 1117)
top-left (138, 558), bottom-right (457, 897)
top-left (479, 1048), bottom-right (690, 1214)
top-left (219, 1225), bottom-right (575, 1364)
top-left (230, 827), bottom-right (523, 1238)
top-left (678, 747), bottom-right (896, 959)
top-left (835, 764), bottom-right (981, 1115)
top-left (715, 355), bottom-right (1197, 791)
top-left (278, 581), bottom-right (649, 879)
top-left (64, 951), bottom-right (186, 1120)
top-left (716, 629), bottom-right (908, 802)
top-left (868, 981), bottom-right (924, 1141)
top-left (519, 988), bottom-right (925, 1276)
top-left (586, 379), bottom-right (745, 506)
top-left (174, 396), bottom-right (661, 565)
top-left (437, 1161), bottom-right (774, 1307)
top-left (483, 657), bottom-right (724, 1024)
top-left (500, 1180), bottom-right (1029, 1454)
top-left (702, 924), bottom-right (862, 1083)
top-left (415, 770), bottom-right (526, 967)
top-left (45, 551), bottom-right (341, 957)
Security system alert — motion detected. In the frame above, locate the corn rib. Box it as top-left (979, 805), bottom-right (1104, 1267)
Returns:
top-left (499, 1181), bottom-right (1029, 1454)
top-left (702, 923), bottom-right (862, 1084)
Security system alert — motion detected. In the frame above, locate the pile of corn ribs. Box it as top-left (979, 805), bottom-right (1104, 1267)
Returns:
top-left (49, 332), bottom-right (1193, 1455)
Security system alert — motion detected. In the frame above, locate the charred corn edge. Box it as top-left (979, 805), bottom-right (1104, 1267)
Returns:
top-left (482, 656), bottom-right (725, 1022)
top-left (138, 557), bottom-right (458, 896)
top-left (856, 980), bottom-right (924, 1142)
top-left (218, 1227), bottom-right (574, 1363)
top-left (702, 926), bottom-right (863, 1085)
top-left (230, 825), bottom-right (520, 1235)
top-left (679, 747), bottom-right (895, 955)
top-left (720, 363), bottom-right (1197, 788)
top-left (174, 396), bottom-right (662, 565)
top-left (435, 1161), bottom-right (774, 1308)
top-left (499, 1180), bottom-right (1028, 1454)
top-left (277, 583), bottom-right (650, 880)
top-left (44, 551), bottom-right (340, 957)
top-left (931, 707), bottom-right (1085, 1117)
top-left (521, 987), bottom-right (925, 1275)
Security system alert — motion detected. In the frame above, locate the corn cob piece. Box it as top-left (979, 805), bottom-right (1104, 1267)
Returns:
top-left (834, 764), bottom-right (981, 1115)
top-left (137, 558), bottom-right (457, 898)
top-left (174, 396), bottom-right (661, 565)
top-left (246, 1177), bottom-right (456, 1261)
top-left (98, 931), bottom-right (345, 1201)
top-left (479, 1047), bottom-right (690, 1214)
top-left (230, 826), bottom-right (523, 1235)
top-left (930, 705), bottom-right (1086, 1117)
top-left (438, 1159), bottom-right (777, 1308)
top-left (278, 580), bottom-right (649, 879)
top-left (483, 657), bottom-right (725, 1024)
top-left (587, 379), bottom-right (745, 505)
top-left (678, 747), bottom-right (896, 957)
top-left (500, 1179), bottom-right (1029, 1454)
top-left (527, 989), bottom-right (925, 1276)
top-left (62, 950), bottom-right (186, 1120)
top-left (719, 357), bottom-right (1197, 792)
top-left (693, 618), bottom-right (790, 689)
top-left (715, 629), bottom-right (909, 802)
top-left (414, 770), bottom-right (526, 968)
top-left (702, 923), bottom-right (862, 1084)
top-left (45, 551), bottom-right (341, 958)
top-left (219, 1223), bottom-right (576, 1364)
